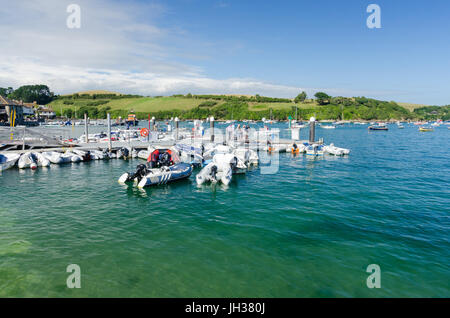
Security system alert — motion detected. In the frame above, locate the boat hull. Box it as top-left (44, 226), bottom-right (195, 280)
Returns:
top-left (137, 163), bottom-right (193, 188)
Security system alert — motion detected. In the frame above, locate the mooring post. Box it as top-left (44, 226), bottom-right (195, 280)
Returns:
top-left (175, 117), bottom-right (179, 140)
top-left (22, 126), bottom-right (26, 150)
top-left (107, 113), bottom-right (112, 151)
top-left (84, 113), bottom-right (89, 143)
top-left (151, 116), bottom-right (155, 131)
top-left (210, 116), bottom-right (215, 142)
top-left (309, 116), bottom-right (316, 144)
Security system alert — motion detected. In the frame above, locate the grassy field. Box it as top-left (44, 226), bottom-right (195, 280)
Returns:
top-left (398, 102), bottom-right (428, 112)
top-left (50, 96), bottom-right (205, 113)
top-left (65, 90), bottom-right (122, 96)
top-left (248, 101), bottom-right (319, 111)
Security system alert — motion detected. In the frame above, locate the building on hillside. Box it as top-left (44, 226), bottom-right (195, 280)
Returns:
top-left (0, 96), bottom-right (24, 125)
top-left (23, 102), bottom-right (38, 117)
top-left (38, 107), bottom-right (56, 119)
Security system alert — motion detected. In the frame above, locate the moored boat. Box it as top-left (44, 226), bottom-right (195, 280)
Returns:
top-left (41, 151), bottom-right (64, 164)
top-left (323, 143), bottom-right (350, 156)
top-left (368, 124), bottom-right (388, 131)
top-left (118, 148), bottom-right (192, 187)
top-left (306, 144), bottom-right (324, 156)
top-left (18, 152), bottom-right (38, 169)
top-left (0, 153), bottom-right (21, 171)
top-left (419, 126), bottom-right (434, 132)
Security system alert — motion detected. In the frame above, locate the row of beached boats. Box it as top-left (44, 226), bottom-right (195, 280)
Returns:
top-left (0, 147), bottom-right (141, 171)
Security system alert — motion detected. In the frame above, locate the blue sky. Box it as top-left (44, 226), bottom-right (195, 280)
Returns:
top-left (0, 0), bottom-right (449, 104)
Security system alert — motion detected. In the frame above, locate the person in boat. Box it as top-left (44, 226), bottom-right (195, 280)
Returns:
top-left (267, 139), bottom-right (273, 152)
top-left (292, 143), bottom-right (299, 154)
top-left (147, 149), bottom-right (174, 168)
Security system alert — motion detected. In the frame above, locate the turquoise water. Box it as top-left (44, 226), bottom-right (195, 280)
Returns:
top-left (0, 123), bottom-right (449, 297)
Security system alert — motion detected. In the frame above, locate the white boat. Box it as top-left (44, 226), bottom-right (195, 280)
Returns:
top-left (306, 144), bottom-right (324, 156)
top-left (63, 151), bottom-right (83, 163)
top-left (35, 152), bottom-right (51, 167)
top-left (90, 150), bottom-right (106, 160)
top-left (137, 149), bottom-right (151, 160)
top-left (196, 151), bottom-right (246, 185)
top-left (323, 143), bottom-right (350, 156)
top-left (321, 125), bottom-right (336, 129)
top-left (232, 148), bottom-right (259, 167)
top-left (41, 151), bottom-right (64, 164)
top-left (288, 143), bottom-right (307, 154)
top-left (0, 153), bottom-right (20, 171)
top-left (118, 149), bottom-right (193, 188)
top-left (18, 152), bottom-right (38, 169)
top-left (72, 149), bottom-right (92, 161)
top-left (116, 147), bottom-right (138, 159)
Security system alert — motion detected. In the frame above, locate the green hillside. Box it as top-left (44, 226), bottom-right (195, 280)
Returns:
top-left (48, 93), bottom-right (440, 121)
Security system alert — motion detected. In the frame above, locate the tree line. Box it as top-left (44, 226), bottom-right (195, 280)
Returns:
top-left (0, 85), bottom-right (54, 105)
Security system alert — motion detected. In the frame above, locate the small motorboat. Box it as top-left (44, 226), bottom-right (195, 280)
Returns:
top-left (306, 144), bottom-right (324, 156)
top-left (419, 126), bottom-right (434, 132)
top-left (90, 150), bottom-right (106, 160)
top-left (368, 124), bottom-right (388, 131)
top-left (18, 152), bottom-right (38, 169)
top-left (321, 125), bottom-right (336, 129)
top-left (35, 152), bottom-right (51, 167)
top-left (116, 147), bottom-right (137, 159)
top-left (41, 151), bottom-right (64, 164)
top-left (118, 148), bottom-right (192, 187)
top-left (0, 153), bottom-right (21, 171)
top-left (196, 152), bottom-right (246, 185)
top-left (72, 149), bottom-right (92, 161)
top-left (323, 143), bottom-right (350, 156)
top-left (289, 143), bottom-right (307, 154)
top-left (232, 148), bottom-right (258, 167)
top-left (63, 151), bottom-right (83, 163)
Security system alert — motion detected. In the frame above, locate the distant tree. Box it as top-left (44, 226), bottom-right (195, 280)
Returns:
top-left (8, 84), bottom-right (54, 104)
top-left (294, 91), bottom-right (307, 103)
top-left (0, 87), bottom-right (14, 97)
top-left (314, 92), bottom-right (331, 105)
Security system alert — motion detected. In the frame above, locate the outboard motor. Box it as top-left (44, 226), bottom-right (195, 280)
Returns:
top-left (129, 164), bottom-right (148, 183)
top-left (84, 151), bottom-right (92, 161)
top-left (230, 156), bottom-right (238, 172)
top-left (119, 147), bottom-right (129, 159)
top-left (210, 165), bottom-right (218, 180)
